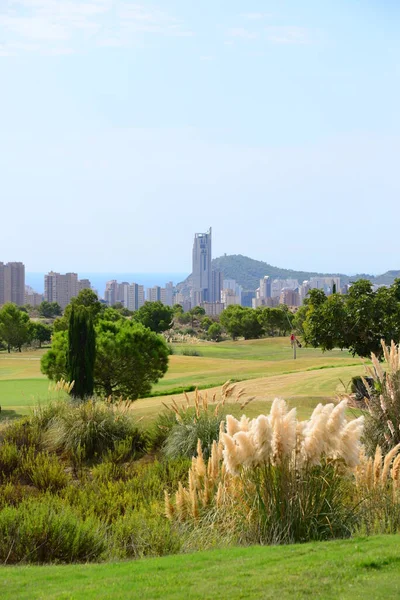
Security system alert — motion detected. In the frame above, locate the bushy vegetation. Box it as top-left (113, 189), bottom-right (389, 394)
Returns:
top-left (0, 497), bottom-right (106, 563)
top-left (361, 341), bottom-right (400, 455)
top-left (301, 279), bottom-right (400, 358)
top-left (2, 343), bottom-right (400, 565)
top-left (41, 316), bottom-right (170, 401)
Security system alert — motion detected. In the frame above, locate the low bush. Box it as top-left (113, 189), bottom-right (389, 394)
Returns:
top-left (43, 399), bottom-right (147, 461)
top-left (0, 442), bottom-right (20, 481)
top-left (164, 411), bottom-right (224, 460)
top-left (180, 348), bottom-right (202, 357)
top-left (0, 496), bottom-right (106, 564)
top-left (91, 460), bottom-right (127, 483)
top-left (149, 410), bottom-right (178, 450)
top-left (63, 457), bottom-right (191, 524)
top-left (21, 449), bottom-right (70, 492)
top-left (1, 418), bottom-right (41, 450)
top-left (0, 482), bottom-right (40, 510)
top-left (162, 383), bottom-right (250, 460)
top-left (30, 399), bottom-right (68, 433)
top-left (111, 507), bottom-right (181, 559)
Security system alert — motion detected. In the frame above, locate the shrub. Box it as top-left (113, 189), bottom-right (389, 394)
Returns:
top-left (1, 418), bottom-right (41, 450)
top-left (0, 496), bottom-right (106, 563)
top-left (162, 384), bottom-right (252, 460)
top-left (21, 449), bottom-right (69, 492)
top-left (111, 507), bottom-right (181, 559)
top-left (63, 457), bottom-right (191, 524)
top-left (0, 482), bottom-right (40, 510)
top-left (149, 410), bottom-right (179, 451)
top-left (30, 399), bottom-right (68, 433)
top-left (363, 341), bottom-right (400, 455)
top-left (0, 442), bottom-right (20, 481)
top-left (43, 399), bottom-right (147, 460)
top-left (180, 348), bottom-right (202, 357)
top-left (182, 328), bottom-right (196, 336)
top-left (207, 323), bottom-right (222, 342)
top-left (164, 411), bottom-right (224, 460)
top-left (92, 460), bottom-right (126, 483)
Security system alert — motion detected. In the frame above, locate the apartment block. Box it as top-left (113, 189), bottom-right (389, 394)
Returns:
top-left (165, 282), bottom-right (174, 307)
top-left (45, 272), bottom-right (91, 309)
top-left (201, 302), bottom-right (225, 317)
top-left (174, 292), bottom-right (191, 312)
top-left (279, 288), bottom-right (300, 307)
top-left (223, 279), bottom-right (243, 304)
top-left (25, 286), bottom-right (43, 307)
top-left (104, 280), bottom-right (118, 306)
top-left (221, 288), bottom-right (241, 307)
top-left (147, 286), bottom-right (166, 303)
top-left (0, 262), bottom-right (25, 306)
top-left (309, 277), bottom-right (341, 295)
top-left (271, 278), bottom-right (299, 298)
top-left (127, 283), bottom-right (145, 311)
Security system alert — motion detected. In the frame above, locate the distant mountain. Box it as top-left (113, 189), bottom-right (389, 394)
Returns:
top-left (178, 254), bottom-right (400, 292)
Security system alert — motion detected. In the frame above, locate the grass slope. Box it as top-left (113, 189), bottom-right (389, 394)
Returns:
top-left (0, 339), bottom-right (365, 421)
top-left (2, 536), bottom-right (400, 599)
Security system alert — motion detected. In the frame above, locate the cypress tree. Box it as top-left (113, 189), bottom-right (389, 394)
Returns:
top-left (67, 306), bottom-right (96, 399)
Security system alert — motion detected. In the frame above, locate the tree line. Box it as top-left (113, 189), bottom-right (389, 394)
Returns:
top-left (296, 279), bottom-right (400, 358)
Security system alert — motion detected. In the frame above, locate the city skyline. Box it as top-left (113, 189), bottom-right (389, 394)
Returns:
top-left (1, 2), bottom-right (399, 275)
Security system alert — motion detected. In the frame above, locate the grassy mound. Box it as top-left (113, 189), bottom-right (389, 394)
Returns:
top-left (2, 536), bottom-right (400, 599)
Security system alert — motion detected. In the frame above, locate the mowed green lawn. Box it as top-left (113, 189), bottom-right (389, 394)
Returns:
top-left (1, 536), bottom-right (400, 600)
top-left (0, 338), bottom-right (366, 421)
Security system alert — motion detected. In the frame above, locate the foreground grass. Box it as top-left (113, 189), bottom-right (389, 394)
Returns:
top-left (2, 536), bottom-right (400, 599)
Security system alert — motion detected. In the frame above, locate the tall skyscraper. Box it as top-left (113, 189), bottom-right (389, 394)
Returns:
top-left (104, 280), bottom-right (118, 306)
top-left (0, 262), bottom-right (25, 306)
top-left (165, 282), bottom-right (174, 307)
top-left (192, 227), bottom-right (212, 305)
top-left (211, 269), bottom-right (223, 303)
top-left (127, 283), bottom-right (145, 311)
top-left (259, 276), bottom-right (271, 299)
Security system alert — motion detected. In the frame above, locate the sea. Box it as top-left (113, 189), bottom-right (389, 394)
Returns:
top-left (26, 273), bottom-right (189, 298)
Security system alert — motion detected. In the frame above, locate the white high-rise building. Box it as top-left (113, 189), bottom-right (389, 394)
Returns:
top-left (165, 282), bottom-right (174, 307)
top-left (191, 228), bottom-right (212, 305)
top-left (104, 280), bottom-right (118, 306)
top-left (271, 278), bottom-right (299, 298)
top-left (44, 272), bottom-right (90, 309)
top-left (309, 277), bottom-right (341, 295)
top-left (127, 283), bottom-right (145, 311)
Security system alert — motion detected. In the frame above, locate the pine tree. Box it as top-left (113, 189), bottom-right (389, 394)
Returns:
top-left (67, 306), bottom-right (96, 399)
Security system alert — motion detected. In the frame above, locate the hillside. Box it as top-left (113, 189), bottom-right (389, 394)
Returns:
top-left (177, 254), bottom-right (400, 292)
top-left (211, 255), bottom-right (348, 290)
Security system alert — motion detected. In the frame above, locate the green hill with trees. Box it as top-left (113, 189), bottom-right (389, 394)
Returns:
top-left (200, 254), bottom-right (400, 291)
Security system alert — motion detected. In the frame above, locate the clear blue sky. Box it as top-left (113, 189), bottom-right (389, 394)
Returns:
top-left (1, 0), bottom-right (399, 276)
